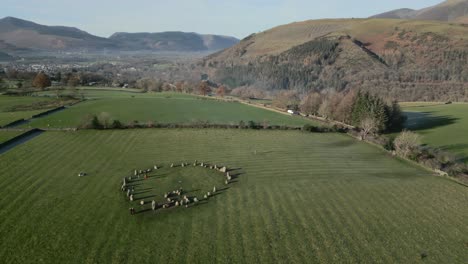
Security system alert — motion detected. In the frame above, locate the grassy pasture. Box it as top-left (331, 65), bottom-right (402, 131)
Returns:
top-left (34, 87), bottom-right (145, 99)
top-left (0, 131), bottom-right (24, 143)
top-left (0, 129), bottom-right (466, 263)
top-left (23, 93), bottom-right (315, 128)
top-left (402, 102), bottom-right (468, 162)
top-left (0, 95), bottom-right (58, 126)
top-left (126, 165), bottom-right (227, 210)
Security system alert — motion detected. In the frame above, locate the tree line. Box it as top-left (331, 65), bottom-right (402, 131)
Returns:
top-left (274, 90), bottom-right (406, 137)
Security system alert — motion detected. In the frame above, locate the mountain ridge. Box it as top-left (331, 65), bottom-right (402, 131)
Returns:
top-left (0, 17), bottom-right (239, 53)
top-left (371, 0), bottom-right (468, 23)
top-left (202, 18), bottom-right (468, 101)
top-left (109, 31), bottom-right (239, 52)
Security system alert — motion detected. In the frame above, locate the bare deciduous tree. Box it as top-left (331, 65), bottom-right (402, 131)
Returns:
top-left (318, 98), bottom-right (331, 119)
top-left (198, 81), bottom-right (211, 96)
top-left (300, 92), bottom-right (322, 116)
top-left (335, 90), bottom-right (356, 123)
top-left (360, 116), bottom-right (378, 140)
top-left (394, 130), bottom-right (421, 158)
top-left (216, 85), bottom-right (226, 97)
top-left (273, 90), bottom-right (299, 110)
top-left (98, 112), bottom-right (112, 129)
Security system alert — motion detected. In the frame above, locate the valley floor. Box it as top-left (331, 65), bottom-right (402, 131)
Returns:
top-left (0, 129), bottom-right (466, 263)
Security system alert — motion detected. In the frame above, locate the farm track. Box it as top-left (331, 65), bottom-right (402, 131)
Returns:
top-left (0, 129), bottom-right (466, 263)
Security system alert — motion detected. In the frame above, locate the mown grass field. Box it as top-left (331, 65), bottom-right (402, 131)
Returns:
top-left (0, 131), bottom-right (24, 143)
top-left (403, 102), bottom-right (468, 162)
top-left (0, 95), bottom-right (57, 126)
top-left (0, 129), bottom-right (466, 263)
top-left (34, 87), bottom-right (145, 99)
top-left (23, 93), bottom-right (315, 128)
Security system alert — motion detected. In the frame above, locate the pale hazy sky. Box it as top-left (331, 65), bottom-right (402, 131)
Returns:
top-left (0, 0), bottom-right (442, 38)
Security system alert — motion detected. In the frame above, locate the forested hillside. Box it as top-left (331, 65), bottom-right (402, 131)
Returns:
top-left (202, 19), bottom-right (468, 101)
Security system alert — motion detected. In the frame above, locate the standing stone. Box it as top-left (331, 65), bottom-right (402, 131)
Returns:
top-left (152, 200), bottom-right (157, 210)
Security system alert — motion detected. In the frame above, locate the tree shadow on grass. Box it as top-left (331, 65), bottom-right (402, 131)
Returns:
top-left (404, 111), bottom-right (459, 131)
top-left (438, 144), bottom-right (468, 153)
top-left (428, 144), bottom-right (468, 164)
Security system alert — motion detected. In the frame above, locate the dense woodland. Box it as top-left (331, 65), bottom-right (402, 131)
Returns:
top-left (204, 30), bottom-right (468, 102)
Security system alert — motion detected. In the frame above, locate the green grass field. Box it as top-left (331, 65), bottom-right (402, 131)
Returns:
top-left (0, 131), bottom-right (24, 143)
top-left (23, 93), bottom-right (315, 128)
top-left (403, 103), bottom-right (468, 162)
top-left (0, 129), bottom-right (466, 263)
top-left (0, 95), bottom-right (58, 126)
top-left (34, 87), bottom-right (145, 99)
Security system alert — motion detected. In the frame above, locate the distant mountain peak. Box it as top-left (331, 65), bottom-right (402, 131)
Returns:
top-left (109, 31), bottom-right (239, 52)
top-left (371, 0), bottom-right (468, 23)
top-left (0, 17), bottom-right (239, 53)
